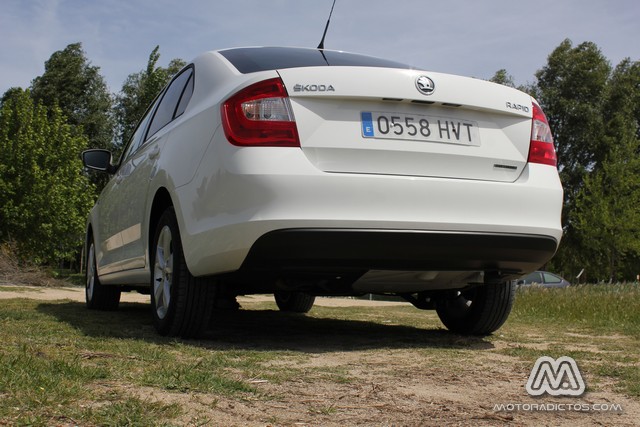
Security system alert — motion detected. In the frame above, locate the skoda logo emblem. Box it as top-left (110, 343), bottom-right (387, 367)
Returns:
top-left (416, 75), bottom-right (435, 95)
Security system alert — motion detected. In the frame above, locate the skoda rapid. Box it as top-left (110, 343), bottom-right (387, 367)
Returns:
top-left (82, 47), bottom-right (563, 338)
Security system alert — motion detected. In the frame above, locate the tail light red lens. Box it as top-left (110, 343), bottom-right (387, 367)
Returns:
top-left (222, 78), bottom-right (300, 147)
top-left (528, 102), bottom-right (557, 167)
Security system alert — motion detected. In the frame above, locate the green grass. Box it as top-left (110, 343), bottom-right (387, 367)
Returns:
top-left (50, 268), bottom-right (85, 287)
top-left (81, 397), bottom-right (182, 427)
top-left (0, 285), bottom-right (42, 293)
top-left (497, 283), bottom-right (640, 397)
top-left (0, 284), bottom-right (638, 424)
top-left (511, 283), bottom-right (640, 337)
top-left (0, 300), bottom-right (289, 426)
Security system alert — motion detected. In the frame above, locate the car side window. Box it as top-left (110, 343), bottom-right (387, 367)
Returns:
top-left (542, 272), bottom-right (561, 283)
top-left (525, 271), bottom-right (543, 283)
top-left (146, 67), bottom-right (194, 138)
top-left (175, 72), bottom-right (194, 118)
top-left (120, 110), bottom-right (154, 162)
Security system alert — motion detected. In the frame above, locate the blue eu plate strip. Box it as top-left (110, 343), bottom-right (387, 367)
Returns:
top-left (361, 112), bottom-right (374, 137)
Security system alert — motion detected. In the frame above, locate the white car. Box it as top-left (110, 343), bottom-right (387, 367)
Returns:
top-left (82, 47), bottom-right (563, 338)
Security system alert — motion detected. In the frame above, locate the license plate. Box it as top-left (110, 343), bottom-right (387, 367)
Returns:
top-left (361, 111), bottom-right (481, 146)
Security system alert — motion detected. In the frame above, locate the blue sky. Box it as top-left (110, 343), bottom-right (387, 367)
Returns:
top-left (1, 0), bottom-right (639, 95)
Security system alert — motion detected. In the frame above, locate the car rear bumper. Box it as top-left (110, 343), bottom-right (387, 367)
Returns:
top-left (177, 146), bottom-right (563, 278)
top-left (240, 228), bottom-right (558, 276)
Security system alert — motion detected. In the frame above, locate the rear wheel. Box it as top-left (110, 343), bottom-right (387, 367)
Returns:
top-left (85, 240), bottom-right (121, 310)
top-left (151, 207), bottom-right (216, 338)
top-left (274, 291), bottom-right (316, 313)
top-left (435, 282), bottom-right (515, 335)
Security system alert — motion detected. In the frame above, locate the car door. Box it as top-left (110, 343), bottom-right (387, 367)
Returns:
top-left (96, 103), bottom-right (156, 275)
top-left (99, 67), bottom-right (195, 277)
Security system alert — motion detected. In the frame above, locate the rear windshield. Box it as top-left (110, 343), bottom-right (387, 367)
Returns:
top-left (219, 47), bottom-right (413, 74)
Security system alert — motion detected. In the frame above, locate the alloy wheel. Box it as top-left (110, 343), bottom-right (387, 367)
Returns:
top-left (153, 225), bottom-right (173, 320)
top-left (86, 243), bottom-right (96, 301)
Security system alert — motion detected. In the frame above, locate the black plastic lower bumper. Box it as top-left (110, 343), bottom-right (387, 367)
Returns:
top-left (239, 228), bottom-right (559, 279)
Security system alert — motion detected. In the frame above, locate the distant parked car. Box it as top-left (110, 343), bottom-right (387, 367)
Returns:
top-left (516, 271), bottom-right (570, 288)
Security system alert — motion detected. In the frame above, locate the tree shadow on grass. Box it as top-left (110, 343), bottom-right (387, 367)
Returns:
top-left (37, 301), bottom-right (495, 352)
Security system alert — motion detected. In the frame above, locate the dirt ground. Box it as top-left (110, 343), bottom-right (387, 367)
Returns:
top-left (2, 285), bottom-right (639, 426)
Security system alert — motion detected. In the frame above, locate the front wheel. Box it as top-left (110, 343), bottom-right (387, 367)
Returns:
top-left (150, 207), bottom-right (216, 338)
top-left (435, 282), bottom-right (515, 335)
top-left (85, 240), bottom-right (121, 310)
top-left (274, 291), bottom-right (316, 313)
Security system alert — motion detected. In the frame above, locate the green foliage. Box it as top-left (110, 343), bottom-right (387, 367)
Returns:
top-left (0, 89), bottom-right (94, 264)
top-left (0, 44), bottom-right (184, 267)
top-left (573, 137), bottom-right (640, 280)
top-left (604, 58), bottom-right (640, 141)
top-left (536, 39), bottom-right (611, 205)
top-left (30, 42), bottom-right (115, 152)
top-left (569, 60), bottom-right (640, 280)
top-left (533, 39), bottom-right (640, 281)
top-left (489, 69), bottom-right (516, 88)
top-left (29, 43), bottom-right (116, 193)
top-left (114, 46), bottom-right (185, 151)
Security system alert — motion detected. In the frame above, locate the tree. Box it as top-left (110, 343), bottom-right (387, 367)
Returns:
top-left (602, 59), bottom-right (640, 141)
top-left (573, 139), bottom-right (640, 281)
top-left (0, 89), bottom-right (94, 264)
top-left (30, 42), bottom-right (115, 152)
top-left (534, 39), bottom-right (614, 277)
top-left (535, 40), bottom-right (611, 203)
top-left (490, 69), bottom-right (516, 88)
top-left (0, 87), bottom-right (24, 107)
top-left (114, 46), bottom-right (185, 149)
top-left (572, 58), bottom-right (640, 281)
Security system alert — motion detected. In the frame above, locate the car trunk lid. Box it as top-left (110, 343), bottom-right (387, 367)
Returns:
top-left (278, 66), bottom-right (534, 182)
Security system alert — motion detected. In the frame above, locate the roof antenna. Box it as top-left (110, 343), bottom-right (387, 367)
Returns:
top-left (317, 0), bottom-right (337, 50)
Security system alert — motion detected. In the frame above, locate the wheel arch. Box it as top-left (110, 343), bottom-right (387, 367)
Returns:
top-left (148, 187), bottom-right (174, 258)
top-left (85, 223), bottom-right (94, 248)
top-left (84, 222), bottom-right (94, 270)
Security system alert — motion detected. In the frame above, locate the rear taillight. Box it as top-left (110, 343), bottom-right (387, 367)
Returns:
top-left (528, 102), bottom-right (557, 167)
top-left (221, 78), bottom-right (300, 147)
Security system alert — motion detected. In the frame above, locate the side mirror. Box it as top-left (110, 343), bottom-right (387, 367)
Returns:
top-left (82, 149), bottom-right (115, 174)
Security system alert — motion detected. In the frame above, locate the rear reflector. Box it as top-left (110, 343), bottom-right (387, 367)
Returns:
top-left (528, 102), bottom-right (557, 167)
top-left (222, 78), bottom-right (300, 147)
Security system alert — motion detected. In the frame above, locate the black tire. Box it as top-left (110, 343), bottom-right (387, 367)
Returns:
top-left (435, 282), bottom-right (515, 335)
top-left (85, 240), bottom-right (121, 310)
top-left (150, 207), bottom-right (216, 338)
top-left (274, 291), bottom-right (316, 313)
